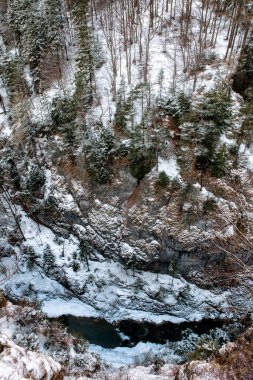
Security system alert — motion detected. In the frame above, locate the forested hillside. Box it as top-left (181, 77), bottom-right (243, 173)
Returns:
top-left (1, 1), bottom-right (253, 379)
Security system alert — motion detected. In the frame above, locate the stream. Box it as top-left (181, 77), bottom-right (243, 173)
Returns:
top-left (58, 315), bottom-right (248, 349)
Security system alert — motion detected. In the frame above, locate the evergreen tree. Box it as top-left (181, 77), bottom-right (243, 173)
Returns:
top-left (238, 101), bottom-right (253, 148)
top-left (115, 77), bottom-right (127, 131)
top-left (0, 53), bottom-right (28, 103)
top-left (182, 88), bottom-right (232, 177)
top-left (161, 90), bottom-right (192, 119)
top-left (43, 244), bottom-right (55, 272)
top-left (85, 128), bottom-right (115, 184)
top-left (7, 158), bottom-right (21, 190)
top-left (44, 0), bottom-right (66, 52)
top-left (128, 143), bottom-right (156, 183)
top-left (158, 68), bottom-right (164, 100)
top-left (233, 32), bottom-right (253, 99)
top-left (44, 194), bottom-right (60, 218)
top-left (26, 165), bottom-right (46, 194)
top-left (156, 171), bottom-right (170, 188)
top-left (7, 0), bottom-right (67, 93)
top-left (73, 0), bottom-right (94, 111)
top-left (51, 96), bottom-right (77, 128)
top-left (72, 261), bottom-right (80, 272)
top-left (26, 14), bottom-right (48, 92)
top-left (24, 246), bottom-right (37, 270)
top-left (197, 88), bottom-right (232, 131)
top-left (7, 0), bottom-right (48, 92)
top-left (79, 238), bottom-right (91, 270)
top-left (212, 144), bottom-right (229, 178)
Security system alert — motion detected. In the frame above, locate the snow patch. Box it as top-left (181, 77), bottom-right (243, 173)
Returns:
top-left (42, 298), bottom-right (99, 318)
top-left (157, 157), bottom-right (180, 178)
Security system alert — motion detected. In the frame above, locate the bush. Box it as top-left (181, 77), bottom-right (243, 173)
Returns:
top-left (156, 171), bottom-right (170, 188)
top-left (187, 336), bottom-right (220, 361)
top-left (128, 144), bottom-right (156, 182)
top-left (72, 261), bottom-right (80, 272)
top-left (44, 194), bottom-right (60, 217)
top-left (26, 165), bottom-right (46, 194)
top-left (203, 198), bottom-right (217, 214)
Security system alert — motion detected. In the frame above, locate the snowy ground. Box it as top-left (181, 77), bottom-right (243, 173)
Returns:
top-left (0, 335), bottom-right (62, 380)
top-left (1, 208), bottom-right (237, 324)
top-left (89, 342), bottom-right (180, 369)
top-left (1, 205), bottom-right (252, 335)
top-left (1, 0), bottom-right (253, 374)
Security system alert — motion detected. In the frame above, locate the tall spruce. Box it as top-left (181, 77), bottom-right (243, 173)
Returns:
top-left (73, 0), bottom-right (94, 111)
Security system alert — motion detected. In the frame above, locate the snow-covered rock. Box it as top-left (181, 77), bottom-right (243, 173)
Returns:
top-left (0, 335), bottom-right (62, 380)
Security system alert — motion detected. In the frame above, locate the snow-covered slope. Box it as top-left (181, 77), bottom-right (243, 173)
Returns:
top-left (1, 0), bottom-right (253, 375)
top-left (0, 335), bottom-right (62, 380)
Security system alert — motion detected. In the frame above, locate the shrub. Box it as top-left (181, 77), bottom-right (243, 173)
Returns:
top-left (156, 171), bottom-right (170, 188)
top-left (26, 165), bottom-right (46, 194)
top-left (203, 198), bottom-right (217, 214)
top-left (44, 194), bottom-right (60, 217)
top-left (128, 144), bottom-right (156, 182)
top-left (72, 261), bottom-right (80, 272)
top-left (187, 336), bottom-right (220, 361)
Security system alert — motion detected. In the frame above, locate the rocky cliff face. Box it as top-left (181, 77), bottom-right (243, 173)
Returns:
top-left (1, 0), bottom-right (253, 376)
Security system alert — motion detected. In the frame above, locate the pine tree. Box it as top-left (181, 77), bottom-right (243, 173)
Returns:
top-left (197, 88), bottom-right (232, 131)
top-left (73, 0), bottom-right (94, 111)
top-left (27, 14), bottom-right (48, 92)
top-left (44, 0), bottom-right (66, 52)
top-left (232, 32), bottom-right (253, 98)
top-left (79, 238), bottom-right (91, 269)
top-left (0, 53), bottom-right (28, 103)
top-left (156, 171), bottom-right (170, 188)
top-left (24, 246), bottom-right (37, 270)
top-left (85, 128), bottom-right (115, 184)
top-left (128, 143), bottom-right (156, 183)
top-left (43, 244), bottom-right (55, 272)
top-left (7, 0), bottom-right (67, 93)
top-left (162, 90), bottom-right (192, 119)
top-left (238, 101), bottom-right (253, 148)
top-left (158, 68), bottom-right (164, 100)
top-left (212, 144), bottom-right (229, 178)
top-left (115, 77), bottom-right (127, 131)
top-left (26, 165), bottom-right (46, 194)
top-left (51, 96), bottom-right (77, 128)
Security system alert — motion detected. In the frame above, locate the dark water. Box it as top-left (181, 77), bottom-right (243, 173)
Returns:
top-left (58, 315), bottom-right (248, 349)
top-left (59, 315), bottom-right (123, 348)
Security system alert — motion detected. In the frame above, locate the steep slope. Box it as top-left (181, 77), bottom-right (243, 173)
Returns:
top-left (0, 0), bottom-right (253, 374)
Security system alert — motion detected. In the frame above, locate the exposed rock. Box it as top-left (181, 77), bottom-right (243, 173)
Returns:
top-left (0, 334), bottom-right (63, 380)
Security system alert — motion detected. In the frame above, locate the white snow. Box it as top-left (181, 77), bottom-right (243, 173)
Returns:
top-left (157, 157), bottom-right (180, 178)
top-left (2, 209), bottom-right (232, 326)
top-left (0, 335), bottom-right (61, 380)
top-left (41, 298), bottom-right (99, 318)
top-left (89, 342), bottom-right (179, 369)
